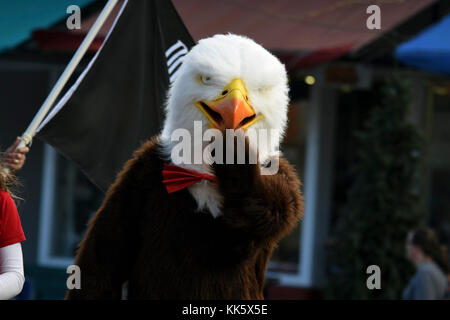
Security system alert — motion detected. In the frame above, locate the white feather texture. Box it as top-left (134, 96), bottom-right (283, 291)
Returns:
top-left (160, 34), bottom-right (290, 217)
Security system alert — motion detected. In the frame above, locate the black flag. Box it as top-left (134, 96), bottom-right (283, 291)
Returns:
top-left (36, 0), bottom-right (195, 192)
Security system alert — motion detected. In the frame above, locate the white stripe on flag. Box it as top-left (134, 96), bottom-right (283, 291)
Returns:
top-left (165, 40), bottom-right (188, 83)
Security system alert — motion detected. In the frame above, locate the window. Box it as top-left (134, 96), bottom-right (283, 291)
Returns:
top-left (268, 79), bottom-right (337, 287)
top-left (268, 99), bottom-right (309, 274)
top-left (38, 145), bottom-right (103, 268)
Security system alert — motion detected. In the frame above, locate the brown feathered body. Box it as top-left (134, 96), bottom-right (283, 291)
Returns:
top-left (66, 136), bottom-right (303, 299)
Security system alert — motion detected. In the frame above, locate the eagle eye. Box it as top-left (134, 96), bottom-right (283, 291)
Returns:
top-left (258, 86), bottom-right (272, 95)
top-left (200, 75), bottom-right (212, 85)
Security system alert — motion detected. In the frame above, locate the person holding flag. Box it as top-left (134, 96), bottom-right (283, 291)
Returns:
top-left (0, 153), bottom-right (26, 299)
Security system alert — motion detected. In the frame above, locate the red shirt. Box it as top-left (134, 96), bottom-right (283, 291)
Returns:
top-left (0, 189), bottom-right (26, 248)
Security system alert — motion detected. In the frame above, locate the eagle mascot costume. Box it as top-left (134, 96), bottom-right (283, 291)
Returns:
top-left (66, 34), bottom-right (303, 300)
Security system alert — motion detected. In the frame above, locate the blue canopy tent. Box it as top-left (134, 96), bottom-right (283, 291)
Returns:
top-left (396, 14), bottom-right (450, 75)
top-left (0, 0), bottom-right (93, 53)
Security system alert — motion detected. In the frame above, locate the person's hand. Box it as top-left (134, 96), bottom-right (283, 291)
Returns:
top-left (2, 137), bottom-right (29, 171)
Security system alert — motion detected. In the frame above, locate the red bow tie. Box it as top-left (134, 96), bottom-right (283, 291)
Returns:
top-left (162, 163), bottom-right (217, 194)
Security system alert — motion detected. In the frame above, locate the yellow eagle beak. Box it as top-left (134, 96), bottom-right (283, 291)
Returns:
top-left (195, 78), bottom-right (263, 130)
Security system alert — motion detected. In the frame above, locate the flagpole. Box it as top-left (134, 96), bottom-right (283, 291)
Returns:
top-left (17, 0), bottom-right (119, 149)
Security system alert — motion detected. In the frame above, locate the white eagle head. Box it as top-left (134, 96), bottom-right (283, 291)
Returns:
top-left (161, 34), bottom-right (289, 167)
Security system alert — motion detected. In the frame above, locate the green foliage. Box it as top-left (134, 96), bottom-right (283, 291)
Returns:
top-left (326, 78), bottom-right (424, 299)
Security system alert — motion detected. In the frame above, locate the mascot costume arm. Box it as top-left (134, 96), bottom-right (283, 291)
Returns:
top-left (214, 135), bottom-right (303, 255)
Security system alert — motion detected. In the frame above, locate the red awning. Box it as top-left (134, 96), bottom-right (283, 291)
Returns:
top-left (33, 0), bottom-right (124, 52)
top-left (172, 0), bottom-right (437, 69)
top-left (33, 0), bottom-right (436, 69)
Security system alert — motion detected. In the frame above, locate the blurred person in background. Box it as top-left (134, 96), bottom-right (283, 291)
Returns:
top-left (0, 152), bottom-right (26, 299)
top-left (403, 227), bottom-right (449, 300)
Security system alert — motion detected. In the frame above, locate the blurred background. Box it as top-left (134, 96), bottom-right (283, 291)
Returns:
top-left (0, 0), bottom-right (449, 299)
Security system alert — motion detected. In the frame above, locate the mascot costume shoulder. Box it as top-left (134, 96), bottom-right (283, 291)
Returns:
top-left (66, 34), bottom-right (304, 300)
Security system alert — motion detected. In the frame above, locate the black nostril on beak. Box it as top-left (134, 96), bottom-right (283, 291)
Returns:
top-left (221, 90), bottom-right (228, 96)
top-left (200, 101), bottom-right (223, 125)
